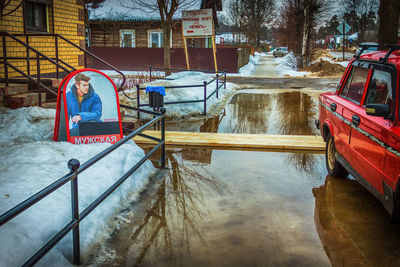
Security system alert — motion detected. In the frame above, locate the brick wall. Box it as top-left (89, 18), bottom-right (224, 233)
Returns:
top-left (0, 0), bottom-right (85, 79)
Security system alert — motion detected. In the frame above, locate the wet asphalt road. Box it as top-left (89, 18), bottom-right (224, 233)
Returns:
top-left (86, 54), bottom-right (400, 266)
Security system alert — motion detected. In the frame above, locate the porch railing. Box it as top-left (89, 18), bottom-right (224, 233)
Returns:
top-left (0, 31), bottom-right (126, 106)
top-left (0, 106), bottom-right (165, 266)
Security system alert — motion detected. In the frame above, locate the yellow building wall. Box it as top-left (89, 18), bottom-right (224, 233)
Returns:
top-left (0, 0), bottom-right (85, 79)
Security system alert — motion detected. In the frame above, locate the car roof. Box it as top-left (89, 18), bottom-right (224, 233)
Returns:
top-left (360, 50), bottom-right (400, 70)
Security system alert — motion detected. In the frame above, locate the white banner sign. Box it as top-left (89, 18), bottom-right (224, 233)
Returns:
top-left (182, 9), bottom-right (213, 37)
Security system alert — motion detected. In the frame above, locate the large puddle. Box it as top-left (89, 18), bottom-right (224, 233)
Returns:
top-left (87, 90), bottom-right (400, 266)
top-left (88, 148), bottom-right (400, 266)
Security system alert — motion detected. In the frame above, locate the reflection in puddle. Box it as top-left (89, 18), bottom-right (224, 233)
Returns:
top-left (224, 93), bottom-right (272, 134)
top-left (313, 176), bottom-right (400, 266)
top-left (88, 149), bottom-right (228, 266)
top-left (89, 148), bottom-right (331, 266)
top-left (166, 90), bottom-right (319, 136)
top-left (220, 91), bottom-right (319, 135)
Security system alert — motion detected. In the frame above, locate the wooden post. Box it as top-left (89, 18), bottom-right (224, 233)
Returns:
top-left (183, 37), bottom-right (190, 70)
top-left (211, 34), bottom-right (218, 73)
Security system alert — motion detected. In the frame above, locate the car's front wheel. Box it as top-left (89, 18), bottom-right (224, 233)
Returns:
top-left (326, 133), bottom-right (349, 178)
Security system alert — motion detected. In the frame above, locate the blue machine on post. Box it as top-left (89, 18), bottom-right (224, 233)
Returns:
top-left (146, 86), bottom-right (165, 112)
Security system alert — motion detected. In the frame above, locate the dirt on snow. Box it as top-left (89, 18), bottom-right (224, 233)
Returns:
top-left (301, 48), bottom-right (347, 77)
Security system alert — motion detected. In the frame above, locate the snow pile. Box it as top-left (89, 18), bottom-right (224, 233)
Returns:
top-left (237, 52), bottom-right (262, 76)
top-left (274, 52), bottom-right (309, 77)
top-left (119, 71), bottom-right (238, 119)
top-left (0, 107), bottom-right (55, 145)
top-left (0, 107), bottom-right (156, 266)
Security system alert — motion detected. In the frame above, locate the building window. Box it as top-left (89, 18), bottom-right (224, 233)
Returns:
top-left (25, 1), bottom-right (51, 32)
top-left (148, 30), bottom-right (163, 48)
top-left (120, 29), bottom-right (135, 48)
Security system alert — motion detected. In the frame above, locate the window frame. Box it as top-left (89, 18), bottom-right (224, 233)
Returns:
top-left (147, 29), bottom-right (172, 48)
top-left (24, 0), bottom-right (51, 33)
top-left (148, 30), bottom-right (163, 48)
top-left (364, 69), bottom-right (393, 106)
top-left (339, 65), bottom-right (370, 104)
top-left (362, 62), bottom-right (398, 120)
top-left (120, 29), bottom-right (135, 48)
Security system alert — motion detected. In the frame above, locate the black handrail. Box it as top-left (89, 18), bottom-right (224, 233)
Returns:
top-left (3, 61), bottom-right (55, 97)
top-left (0, 107), bottom-right (165, 266)
top-left (1, 31), bottom-right (127, 107)
top-left (136, 71), bottom-right (226, 116)
top-left (8, 33), bottom-right (126, 91)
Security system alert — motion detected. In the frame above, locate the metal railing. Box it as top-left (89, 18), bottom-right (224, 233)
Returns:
top-left (0, 107), bottom-right (165, 266)
top-left (0, 31), bottom-right (126, 106)
top-left (137, 68), bottom-right (226, 118)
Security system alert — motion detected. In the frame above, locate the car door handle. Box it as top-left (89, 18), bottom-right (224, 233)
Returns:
top-left (330, 103), bottom-right (337, 112)
top-left (352, 115), bottom-right (360, 127)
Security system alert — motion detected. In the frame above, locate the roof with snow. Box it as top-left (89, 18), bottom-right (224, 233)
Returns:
top-left (88, 0), bottom-right (205, 22)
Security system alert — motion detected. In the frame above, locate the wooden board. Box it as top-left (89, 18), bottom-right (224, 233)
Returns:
top-left (133, 130), bottom-right (325, 151)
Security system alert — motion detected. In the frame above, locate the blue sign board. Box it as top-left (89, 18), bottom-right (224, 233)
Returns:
top-left (337, 22), bottom-right (351, 34)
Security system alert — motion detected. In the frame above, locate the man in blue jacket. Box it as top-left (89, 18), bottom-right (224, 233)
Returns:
top-left (66, 73), bottom-right (102, 135)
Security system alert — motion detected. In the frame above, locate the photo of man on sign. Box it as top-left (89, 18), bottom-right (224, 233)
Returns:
top-left (66, 73), bottom-right (102, 136)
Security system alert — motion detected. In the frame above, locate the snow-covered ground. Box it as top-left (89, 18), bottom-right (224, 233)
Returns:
top-left (119, 71), bottom-right (239, 119)
top-left (274, 52), bottom-right (309, 77)
top-left (0, 107), bottom-right (156, 266)
top-left (274, 52), bottom-right (351, 77)
top-left (236, 52), bottom-right (263, 76)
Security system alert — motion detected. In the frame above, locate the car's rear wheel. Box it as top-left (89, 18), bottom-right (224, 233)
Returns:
top-left (326, 133), bottom-right (349, 178)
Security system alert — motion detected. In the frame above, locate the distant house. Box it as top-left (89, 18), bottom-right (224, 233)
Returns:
top-left (85, 0), bottom-right (249, 72)
top-left (87, 0), bottom-right (222, 49)
top-left (215, 33), bottom-right (248, 46)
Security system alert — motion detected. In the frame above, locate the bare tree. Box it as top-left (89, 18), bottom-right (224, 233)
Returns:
top-left (301, 0), bottom-right (331, 66)
top-left (340, 0), bottom-right (379, 42)
top-left (278, 0), bottom-right (331, 66)
top-left (377, 0), bottom-right (400, 46)
top-left (227, 0), bottom-right (243, 44)
top-left (123, 0), bottom-right (197, 70)
top-left (227, 0), bottom-right (274, 47)
top-left (276, 0), bottom-right (304, 54)
top-left (0, 0), bottom-right (23, 19)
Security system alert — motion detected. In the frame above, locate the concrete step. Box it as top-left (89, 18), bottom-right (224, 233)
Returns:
top-left (5, 92), bottom-right (46, 108)
top-left (41, 102), bottom-right (58, 109)
top-left (0, 83), bottom-right (29, 96)
top-left (28, 78), bottom-right (63, 92)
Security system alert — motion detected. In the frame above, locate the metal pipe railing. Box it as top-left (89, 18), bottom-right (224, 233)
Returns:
top-left (0, 107), bottom-right (165, 265)
top-left (136, 70), bottom-right (226, 116)
top-left (1, 31), bottom-right (127, 107)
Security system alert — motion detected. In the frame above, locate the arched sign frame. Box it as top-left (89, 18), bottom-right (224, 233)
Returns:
top-left (53, 68), bottom-right (123, 144)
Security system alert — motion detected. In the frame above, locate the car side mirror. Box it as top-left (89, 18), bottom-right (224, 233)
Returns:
top-left (366, 103), bottom-right (390, 117)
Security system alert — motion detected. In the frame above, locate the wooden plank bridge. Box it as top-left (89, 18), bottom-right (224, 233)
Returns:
top-left (133, 130), bottom-right (325, 151)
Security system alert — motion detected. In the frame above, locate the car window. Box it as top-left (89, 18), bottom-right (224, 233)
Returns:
top-left (364, 69), bottom-right (393, 111)
top-left (340, 66), bottom-right (369, 104)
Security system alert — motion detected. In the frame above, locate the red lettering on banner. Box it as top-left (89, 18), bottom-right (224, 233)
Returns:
top-left (71, 134), bottom-right (121, 144)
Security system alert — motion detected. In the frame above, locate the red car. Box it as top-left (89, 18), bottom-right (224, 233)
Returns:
top-left (317, 45), bottom-right (400, 222)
